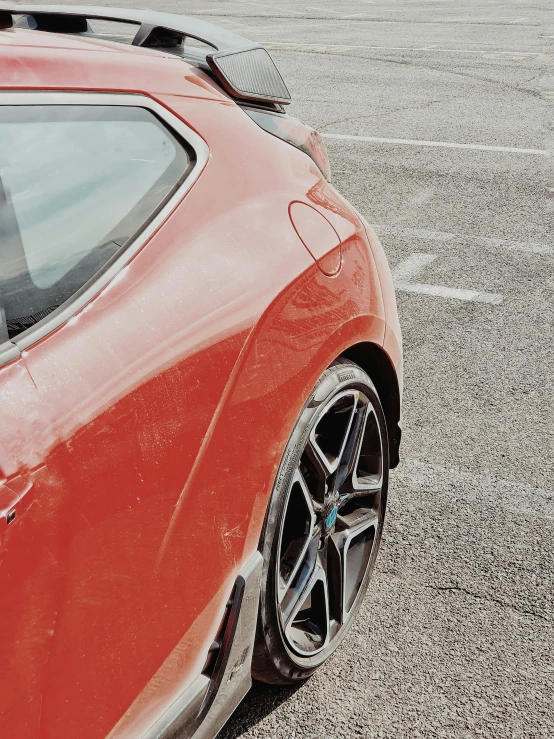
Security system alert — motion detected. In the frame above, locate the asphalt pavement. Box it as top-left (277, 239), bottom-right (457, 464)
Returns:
top-left (212, 2), bottom-right (554, 736)
top-left (32, 0), bottom-right (554, 735)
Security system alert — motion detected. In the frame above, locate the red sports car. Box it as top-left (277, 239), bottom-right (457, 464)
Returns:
top-left (0, 6), bottom-right (402, 738)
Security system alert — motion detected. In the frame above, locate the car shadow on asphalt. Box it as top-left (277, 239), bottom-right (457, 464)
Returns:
top-left (219, 680), bottom-right (303, 738)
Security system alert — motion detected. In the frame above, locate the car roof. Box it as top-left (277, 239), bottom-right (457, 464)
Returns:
top-left (0, 28), bottom-right (229, 100)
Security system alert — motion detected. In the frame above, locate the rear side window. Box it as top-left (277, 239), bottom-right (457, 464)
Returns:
top-left (0, 105), bottom-right (192, 341)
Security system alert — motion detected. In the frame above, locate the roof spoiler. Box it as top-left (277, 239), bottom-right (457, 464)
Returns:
top-left (0, 4), bottom-right (291, 105)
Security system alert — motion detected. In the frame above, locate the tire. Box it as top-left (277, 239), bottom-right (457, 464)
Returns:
top-left (252, 358), bottom-right (389, 684)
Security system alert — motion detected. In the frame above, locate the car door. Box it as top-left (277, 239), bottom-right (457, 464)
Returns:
top-left (0, 93), bottom-right (250, 739)
top-left (0, 350), bottom-right (47, 738)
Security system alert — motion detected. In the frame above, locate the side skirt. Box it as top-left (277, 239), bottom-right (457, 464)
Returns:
top-left (143, 552), bottom-right (263, 739)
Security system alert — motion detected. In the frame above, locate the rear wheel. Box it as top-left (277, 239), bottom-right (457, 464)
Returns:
top-left (252, 358), bottom-right (388, 683)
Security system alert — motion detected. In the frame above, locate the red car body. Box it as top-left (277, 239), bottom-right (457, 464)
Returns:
top-left (0, 13), bottom-right (402, 739)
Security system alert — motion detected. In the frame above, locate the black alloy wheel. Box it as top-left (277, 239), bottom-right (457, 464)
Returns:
top-left (253, 358), bottom-right (389, 683)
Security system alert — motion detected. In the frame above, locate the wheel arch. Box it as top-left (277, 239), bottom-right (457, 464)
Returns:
top-left (339, 342), bottom-right (401, 468)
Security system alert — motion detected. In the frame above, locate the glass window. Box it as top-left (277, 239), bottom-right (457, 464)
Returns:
top-left (0, 104), bottom-right (192, 340)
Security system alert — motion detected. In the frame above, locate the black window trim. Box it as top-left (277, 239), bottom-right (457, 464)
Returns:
top-left (0, 91), bottom-right (210, 368)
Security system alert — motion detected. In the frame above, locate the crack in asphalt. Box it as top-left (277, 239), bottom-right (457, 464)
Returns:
top-left (317, 98), bottom-right (452, 131)
top-left (381, 574), bottom-right (553, 624)
top-left (425, 584), bottom-right (553, 623)
top-left (275, 47), bottom-right (545, 100)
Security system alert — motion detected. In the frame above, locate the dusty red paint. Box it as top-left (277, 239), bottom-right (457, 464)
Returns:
top-left (289, 201), bottom-right (342, 275)
top-left (0, 28), bottom-right (402, 738)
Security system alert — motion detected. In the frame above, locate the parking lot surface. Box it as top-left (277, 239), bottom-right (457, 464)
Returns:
top-left (41, 0), bottom-right (554, 735)
top-left (213, 2), bottom-right (554, 735)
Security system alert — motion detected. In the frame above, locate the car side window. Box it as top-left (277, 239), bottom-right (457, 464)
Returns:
top-left (0, 105), bottom-right (191, 340)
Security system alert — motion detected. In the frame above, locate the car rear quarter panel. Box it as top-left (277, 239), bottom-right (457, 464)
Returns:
top-left (103, 97), bottom-right (388, 738)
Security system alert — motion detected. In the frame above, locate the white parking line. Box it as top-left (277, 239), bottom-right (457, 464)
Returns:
top-left (373, 225), bottom-right (554, 256)
top-left (392, 253), bottom-right (436, 282)
top-left (392, 253), bottom-right (504, 304)
top-left (395, 458), bottom-right (554, 520)
top-left (322, 133), bottom-right (548, 156)
top-left (397, 281), bottom-right (503, 303)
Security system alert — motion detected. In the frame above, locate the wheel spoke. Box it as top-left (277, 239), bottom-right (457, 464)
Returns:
top-left (302, 438), bottom-right (330, 506)
top-left (277, 470), bottom-right (317, 603)
top-left (282, 552), bottom-right (330, 656)
top-left (308, 390), bottom-right (359, 474)
top-left (338, 483), bottom-right (381, 508)
top-left (352, 405), bottom-right (383, 491)
top-left (330, 509), bottom-right (380, 622)
top-left (334, 401), bottom-right (368, 492)
top-left (336, 403), bottom-right (384, 503)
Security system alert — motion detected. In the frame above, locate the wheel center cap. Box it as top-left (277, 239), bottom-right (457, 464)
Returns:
top-left (324, 503), bottom-right (338, 533)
